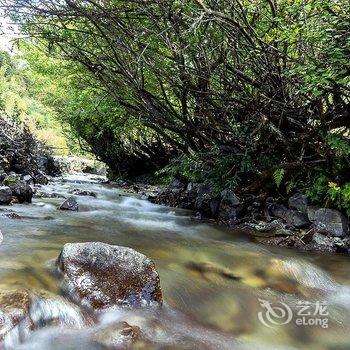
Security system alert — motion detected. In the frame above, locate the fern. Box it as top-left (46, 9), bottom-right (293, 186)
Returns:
top-left (273, 168), bottom-right (285, 188)
top-left (286, 179), bottom-right (295, 194)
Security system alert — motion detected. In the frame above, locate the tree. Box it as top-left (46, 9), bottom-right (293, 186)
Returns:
top-left (2, 0), bottom-right (349, 193)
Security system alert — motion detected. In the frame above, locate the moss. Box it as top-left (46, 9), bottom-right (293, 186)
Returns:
top-left (3, 174), bottom-right (19, 187)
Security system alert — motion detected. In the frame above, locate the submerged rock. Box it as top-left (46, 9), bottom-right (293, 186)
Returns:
top-left (0, 289), bottom-right (84, 348)
top-left (56, 242), bottom-right (162, 309)
top-left (59, 197), bottom-right (79, 211)
top-left (16, 307), bottom-right (238, 350)
top-left (34, 191), bottom-right (66, 199)
top-left (186, 261), bottom-right (242, 282)
top-left (0, 186), bottom-right (12, 205)
top-left (0, 289), bottom-right (32, 346)
top-left (92, 321), bottom-right (142, 348)
top-left (69, 189), bottom-right (96, 197)
top-left (2, 212), bottom-right (21, 219)
top-left (308, 208), bottom-right (348, 237)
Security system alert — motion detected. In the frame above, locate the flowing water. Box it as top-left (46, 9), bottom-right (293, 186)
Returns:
top-left (0, 174), bottom-right (350, 349)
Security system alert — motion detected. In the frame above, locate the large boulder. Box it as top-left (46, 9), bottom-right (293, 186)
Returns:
top-left (0, 186), bottom-right (12, 205)
top-left (288, 193), bottom-right (308, 214)
top-left (22, 175), bottom-right (34, 186)
top-left (194, 195), bottom-right (220, 218)
top-left (308, 208), bottom-right (348, 237)
top-left (312, 232), bottom-right (344, 249)
top-left (36, 155), bottom-right (61, 177)
top-left (168, 178), bottom-right (186, 193)
top-left (32, 171), bottom-right (49, 185)
top-left (191, 184), bottom-right (220, 218)
top-left (0, 168), bottom-right (6, 183)
top-left (10, 181), bottom-right (33, 203)
top-left (218, 190), bottom-right (241, 221)
top-left (59, 197), bottom-right (79, 211)
top-left (3, 175), bottom-right (33, 203)
top-left (269, 204), bottom-right (310, 228)
top-left (56, 242), bottom-right (163, 309)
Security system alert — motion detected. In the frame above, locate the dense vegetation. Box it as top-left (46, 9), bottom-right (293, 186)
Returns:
top-left (1, 0), bottom-right (349, 212)
top-left (0, 51), bottom-right (68, 154)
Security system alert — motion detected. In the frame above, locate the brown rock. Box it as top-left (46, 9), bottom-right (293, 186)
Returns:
top-left (57, 242), bottom-right (162, 309)
top-left (92, 321), bottom-right (142, 348)
top-left (0, 289), bottom-right (85, 347)
top-left (0, 289), bottom-right (33, 345)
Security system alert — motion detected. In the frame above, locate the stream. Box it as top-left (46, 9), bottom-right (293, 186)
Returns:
top-left (0, 174), bottom-right (350, 349)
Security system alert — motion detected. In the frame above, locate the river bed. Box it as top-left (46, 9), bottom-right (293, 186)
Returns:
top-left (0, 174), bottom-right (350, 349)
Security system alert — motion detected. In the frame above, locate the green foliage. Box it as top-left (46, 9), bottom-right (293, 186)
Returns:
top-left (325, 182), bottom-right (350, 216)
top-left (306, 175), bottom-right (329, 203)
top-left (307, 176), bottom-right (350, 216)
top-left (327, 182), bottom-right (341, 202)
top-left (156, 153), bottom-right (237, 193)
top-left (286, 0), bottom-right (350, 98)
top-left (326, 134), bottom-right (350, 157)
top-left (0, 50), bottom-right (68, 154)
top-left (273, 169), bottom-right (285, 188)
top-left (19, 42), bottom-right (159, 170)
top-left (341, 183), bottom-right (350, 215)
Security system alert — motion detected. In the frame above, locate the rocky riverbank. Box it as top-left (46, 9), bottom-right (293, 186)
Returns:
top-left (118, 177), bottom-right (350, 255)
top-left (53, 156), bottom-right (106, 176)
top-left (0, 116), bottom-right (61, 206)
top-left (0, 117), bottom-right (106, 208)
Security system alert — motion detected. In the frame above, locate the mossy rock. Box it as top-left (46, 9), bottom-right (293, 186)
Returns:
top-left (3, 174), bottom-right (20, 187)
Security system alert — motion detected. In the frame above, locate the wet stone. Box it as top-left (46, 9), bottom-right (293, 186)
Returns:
top-left (308, 208), bottom-right (348, 237)
top-left (2, 212), bottom-right (21, 219)
top-left (269, 204), bottom-right (310, 228)
top-left (0, 186), bottom-right (12, 205)
top-left (0, 289), bottom-right (85, 348)
top-left (288, 193), bottom-right (308, 213)
top-left (69, 189), bottom-right (96, 197)
top-left (92, 321), bottom-right (142, 348)
top-left (56, 242), bottom-right (163, 310)
top-left (59, 197), bottom-right (79, 211)
top-left (0, 289), bottom-right (32, 345)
